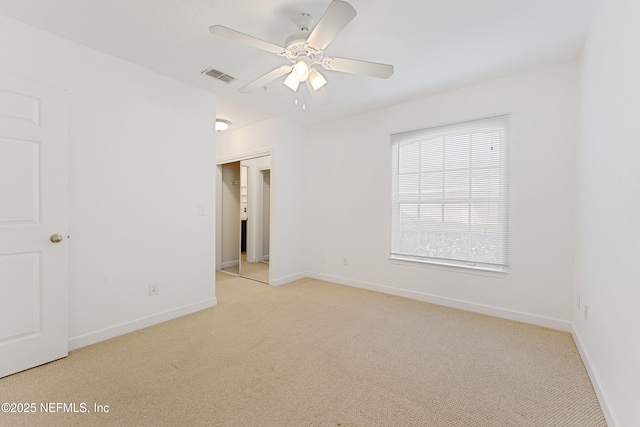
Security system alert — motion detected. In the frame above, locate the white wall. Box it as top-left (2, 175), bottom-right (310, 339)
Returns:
top-left (217, 118), bottom-right (307, 285)
top-left (271, 119), bottom-right (307, 285)
top-left (305, 61), bottom-right (578, 330)
top-left (0, 16), bottom-right (217, 349)
top-left (216, 119), bottom-right (277, 163)
top-left (575, 0), bottom-right (640, 425)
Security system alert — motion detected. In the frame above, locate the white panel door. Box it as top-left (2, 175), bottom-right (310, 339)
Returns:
top-left (0, 74), bottom-right (68, 378)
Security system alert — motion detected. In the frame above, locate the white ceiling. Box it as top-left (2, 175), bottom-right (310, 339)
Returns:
top-left (0, 0), bottom-right (599, 131)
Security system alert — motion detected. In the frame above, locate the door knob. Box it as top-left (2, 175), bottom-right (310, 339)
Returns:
top-left (50, 234), bottom-right (63, 243)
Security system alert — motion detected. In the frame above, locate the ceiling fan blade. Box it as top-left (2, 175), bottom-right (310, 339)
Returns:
top-left (321, 57), bottom-right (394, 79)
top-left (238, 64), bottom-right (293, 94)
top-left (306, 0), bottom-right (357, 51)
top-left (209, 25), bottom-right (286, 55)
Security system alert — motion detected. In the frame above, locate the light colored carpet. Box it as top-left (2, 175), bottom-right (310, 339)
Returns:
top-left (0, 273), bottom-right (606, 426)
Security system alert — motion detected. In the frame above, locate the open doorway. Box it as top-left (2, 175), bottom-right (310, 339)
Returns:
top-left (216, 155), bottom-right (271, 284)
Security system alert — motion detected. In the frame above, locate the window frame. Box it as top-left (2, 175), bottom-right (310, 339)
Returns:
top-left (390, 115), bottom-right (510, 273)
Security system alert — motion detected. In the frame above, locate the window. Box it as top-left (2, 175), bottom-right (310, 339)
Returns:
top-left (390, 115), bottom-right (509, 272)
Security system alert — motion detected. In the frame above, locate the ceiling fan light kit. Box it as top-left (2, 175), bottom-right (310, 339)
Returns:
top-left (309, 68), bottom-right (327, 91)
top-left (209, 0), bottom-right (393, 106)
top-left (283, 73), bottom-right (300, 91)
top-left (292, 60), bottom-right (310, 82)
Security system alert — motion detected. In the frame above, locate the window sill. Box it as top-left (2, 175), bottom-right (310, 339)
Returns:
top-left (388, 256), bottom-right (508, 278)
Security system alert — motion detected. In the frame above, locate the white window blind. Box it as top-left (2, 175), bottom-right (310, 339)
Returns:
top-left (390, 115), bottom-right (509, 272)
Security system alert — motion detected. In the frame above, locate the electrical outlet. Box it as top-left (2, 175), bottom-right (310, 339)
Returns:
top-left (584, 304), bottom-right (588, 321)
top-left (342, 257), bottom-right (348, 266)
top-left (149, 282), bottom-right (159, 296)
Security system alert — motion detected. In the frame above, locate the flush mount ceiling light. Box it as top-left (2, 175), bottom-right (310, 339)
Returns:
top-left (215, 119), bottom-right (231, 132)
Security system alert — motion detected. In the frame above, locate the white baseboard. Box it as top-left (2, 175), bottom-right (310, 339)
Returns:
top-left (221, 260), bottom-right (239, 268)
top-left (68, 298), bottom-right (217, 351)
top-left (571, 327), bottom-right (620, 427)
top-left (270, 271), bottom-right (310, 287)
top-left (305, 272), bottom-right (572, 332)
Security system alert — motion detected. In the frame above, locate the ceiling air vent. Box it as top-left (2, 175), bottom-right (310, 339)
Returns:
top-left (202, 67), bottom-right (236, 84)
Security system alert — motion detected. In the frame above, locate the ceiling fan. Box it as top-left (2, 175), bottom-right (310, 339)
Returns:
top-left (209, 0), bottom-right (394, 99)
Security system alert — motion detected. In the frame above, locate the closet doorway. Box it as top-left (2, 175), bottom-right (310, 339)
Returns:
top-left (216, 155), bottom-right (271, 284)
